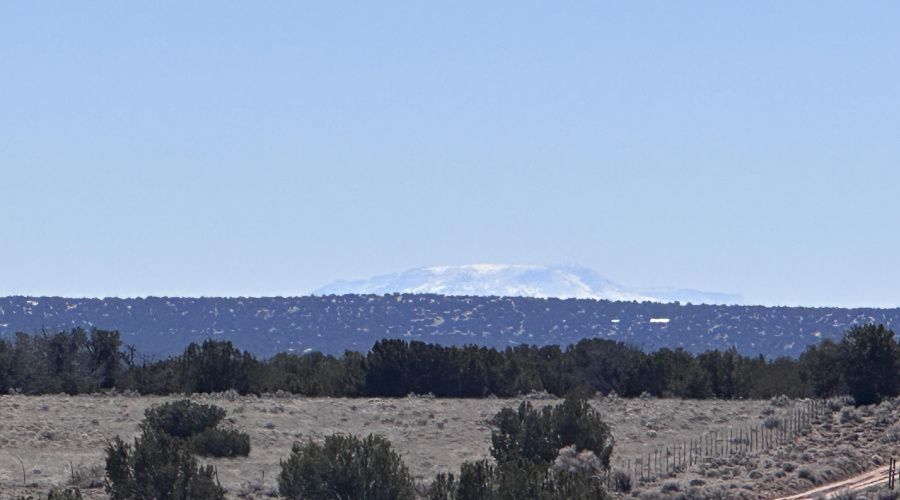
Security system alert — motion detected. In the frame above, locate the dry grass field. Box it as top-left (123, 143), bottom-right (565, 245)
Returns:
top-left (0, 392), bottom-right (898, 499)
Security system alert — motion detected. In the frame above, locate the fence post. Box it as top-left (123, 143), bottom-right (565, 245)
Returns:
top-left (889, 457), bottom-right (893, 490)
top-left (890, 457), bottom-right (892, 490)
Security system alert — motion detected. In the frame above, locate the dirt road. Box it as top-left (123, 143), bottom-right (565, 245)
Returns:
top-left (773, 465), bottom-right (892, 500)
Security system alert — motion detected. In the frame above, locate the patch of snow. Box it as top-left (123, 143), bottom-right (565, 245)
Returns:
top-left (314, 264), bottom-right (741, 305)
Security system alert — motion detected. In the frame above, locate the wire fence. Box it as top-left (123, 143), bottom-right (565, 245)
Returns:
top-left (612, 398), bottom-right (831, 484)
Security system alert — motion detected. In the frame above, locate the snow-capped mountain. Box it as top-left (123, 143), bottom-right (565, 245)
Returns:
top-left (313, 264), bottom-right (742, 305)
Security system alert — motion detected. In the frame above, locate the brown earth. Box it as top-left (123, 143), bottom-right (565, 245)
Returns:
top-left (773, 465), bottom-right (892, 500)
top-left (0, 392), bottom-right (897, 499)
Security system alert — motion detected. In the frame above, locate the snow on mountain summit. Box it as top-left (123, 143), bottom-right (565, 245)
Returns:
top-left (314, 265), bottom-right (742, 305)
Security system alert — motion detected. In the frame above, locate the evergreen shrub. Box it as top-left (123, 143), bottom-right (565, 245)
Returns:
top-left (106, 433), bottom-right (224, 500)
top-left (278, 433), bottom-right (415, 500)
top-left (105, 400), bottom-right (248, 500)
top-left (430, 460), bottom-right (606, 500)
top-left (190, 427), bottom-right (251, 458)
top-left (141, 400), bottom-right (226, 439)
top-left (47, 489), bottom-right (83, 500)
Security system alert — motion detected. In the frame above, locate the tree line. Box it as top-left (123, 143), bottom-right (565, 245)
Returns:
top-left (1, 324), bottom-right (897, 404)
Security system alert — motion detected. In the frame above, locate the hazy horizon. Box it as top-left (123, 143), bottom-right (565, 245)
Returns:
top-left (3, 2), bottom-right (898, 308)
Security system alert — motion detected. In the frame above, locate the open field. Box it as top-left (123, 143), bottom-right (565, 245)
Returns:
top-left (1, 393), bottom-right (898, 499)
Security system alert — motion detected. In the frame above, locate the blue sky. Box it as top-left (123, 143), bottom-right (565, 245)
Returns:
top-left (2, 2), bottom-right (898, 307)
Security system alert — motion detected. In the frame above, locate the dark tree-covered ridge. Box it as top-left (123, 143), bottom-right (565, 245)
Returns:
top-left (2, 295), bottom-right (899, 359)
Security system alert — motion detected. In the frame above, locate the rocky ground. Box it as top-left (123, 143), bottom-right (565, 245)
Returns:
top-left (0, 393), bottom-right (897, 499)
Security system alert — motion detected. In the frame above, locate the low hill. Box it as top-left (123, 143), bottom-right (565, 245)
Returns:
top-left (1, 295), bottom-right (897, 359)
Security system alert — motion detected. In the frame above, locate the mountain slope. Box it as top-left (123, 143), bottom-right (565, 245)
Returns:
top-left (1, 295), bottom-right (895, 360)
top-left (314, 264), bottom-right (742, 305)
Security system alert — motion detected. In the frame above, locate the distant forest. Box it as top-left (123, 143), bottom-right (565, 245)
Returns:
top-left (1, 324), bottom-right (897, 405)
top-left (3, 295), bottom-right (900, 359)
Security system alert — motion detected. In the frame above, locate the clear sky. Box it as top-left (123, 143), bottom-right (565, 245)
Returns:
top-left (2, 2), bottom-right (898, 307)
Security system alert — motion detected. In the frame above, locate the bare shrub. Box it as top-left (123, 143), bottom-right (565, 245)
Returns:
top-left (69, 463), bottom-right (105, 488)
top-left (679, 487), bottom-right (714, 500)
top-left (840, 409), bottom-right (861, 424)
top-left (770, 396), bottom-right (791, 407)
top-left (237, 482), bottom-right (266, 499)
top-left (877, 489), bottom-right (900, 500)
top-left (883, 429), bottom-right (900, 444)
top-left (553, 446), bottom-right (603, 475)
top-left (661, 481), bottom-right (679, 493)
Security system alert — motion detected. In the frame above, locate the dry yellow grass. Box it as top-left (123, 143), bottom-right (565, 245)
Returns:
top-left (0, 393), bottom-right (894, 499)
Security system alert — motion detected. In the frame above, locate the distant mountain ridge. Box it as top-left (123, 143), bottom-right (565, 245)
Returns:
top-left (314, 264), bottom-right (742, 305)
